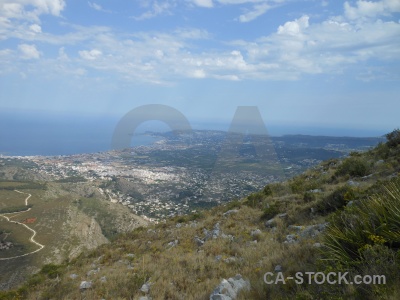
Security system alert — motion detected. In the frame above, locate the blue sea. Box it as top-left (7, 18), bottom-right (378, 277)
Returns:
top-left (0, 110), bottom-right (387, 157)
top-left (0, 112), bottom-right (161, 156)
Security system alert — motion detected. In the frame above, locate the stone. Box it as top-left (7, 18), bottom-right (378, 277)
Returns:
top-left (69, 274), bottom-right (78, 280)
top-left (277, 213), bottom-right (288, 219)
top-left (140, 283), bottom-right (150, 294)
top-left (194, 236), bottom-right (204, 247)
top-left (209, 274), bottom-right (250, 300)
top-left (274, 265), bottom-right (282, 272)
top-left (347, 180), bottom-right (360, 187)
top-left (176, 223), bottom-right (182, 228)
top-left (313, 243), bottom-right (322, 248)
top-left (284, 234), bottom-right (297, 244)
top-left (223, 209), bottom-right (239, 217)
top-left (80, 281), bottom-right (92, 290)
top-left (87, 269), bottom-right (99, 276)
top-left (265, 219), bottom-right (276, 228)
top-left (100, 276), bottom-right (107, 283)
top-left (250, 229), bottom-right (261, 236)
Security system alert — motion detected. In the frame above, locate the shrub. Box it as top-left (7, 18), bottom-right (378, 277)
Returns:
top-left (260, 203), bottom-right (280, 220)
top-left (386, 128), bottom-right (400, 148)
top-left (316, 186), bottom-right (354, 214)
top-left (323, 181), bottom-right (400, 264)
top-left (303, 191), bottom-right (316, 203)
top-left (335, 157), bottom-right (370, 177)
top-left (244, 192), bottom-right (265, 208)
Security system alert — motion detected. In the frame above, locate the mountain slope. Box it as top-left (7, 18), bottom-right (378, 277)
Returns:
top-left (1, 130), bottom-right (399, 300)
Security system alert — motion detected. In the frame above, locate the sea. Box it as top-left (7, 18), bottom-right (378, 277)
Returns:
top-left (0, 111), bottom-right (387, 157)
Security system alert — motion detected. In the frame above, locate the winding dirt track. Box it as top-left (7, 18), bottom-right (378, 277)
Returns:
top-left (0, 190), bottom-right (45, 261)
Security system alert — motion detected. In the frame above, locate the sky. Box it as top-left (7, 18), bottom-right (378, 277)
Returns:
top-left (0, 0), bottom-right (400, 138)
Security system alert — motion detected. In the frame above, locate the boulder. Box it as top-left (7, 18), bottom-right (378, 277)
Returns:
top-left (210, 274), bottom-right (250, 300)
top-left (80, 281), bottom-right (92, 290)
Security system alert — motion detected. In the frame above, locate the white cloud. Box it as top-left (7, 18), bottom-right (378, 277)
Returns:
top-left (0, 0), bottom-right (66, 22)
top-left (29, 24), bottom-right (42, 33)
top-left (79, 49), bottom-right (102, 60)
top-left (1, 1), bottom-right (399, 84)
top-left (192, 0), bottom-right (214, 7)
top-left (133, 1), bottom-right (174, 20)
top-left (18, 43), bottom-right (40, 59)
top-left (239, 3), bottom-right (271, 22)
top-left (88, 2), bottom-right (112, 13)
top-left (277, 15), bottom-right (309, 35)
top-left (344, 0), bottom-right (400, 20)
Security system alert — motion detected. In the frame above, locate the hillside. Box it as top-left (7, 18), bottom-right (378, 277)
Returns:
top-left (1, 129), bottom-right (400, 299)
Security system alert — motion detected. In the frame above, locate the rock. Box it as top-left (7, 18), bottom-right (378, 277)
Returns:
top-left (100, 276), bottom-right (107, 283)
top-left (346, 200), bottom-right (354, 207)
top-left (309, 189), bottom-right (322, 193)
top-left (210, 274), bottom-right (250, 300)
top-left (194, 236), bottom-right (205, 247)
top-left (224, 257), bottom-right (236, 264)
top-left (274, 265), bottom-right (282, 272)
top-left (223, 209), bottom-right (239, 217)
top-left (204, 223), bottom-right (222, 241)
top-left (167, 240), bottom-right (178, 248)
top-left (87, 269), bottom-right (99, 276)
top-left (141, 283), bottom-right (150, 294)
top-left (215, 255), bottom-right (222, 261)
top-left (299, 223), bottom-right (328, 238)
top-left (139, 297), bottom-right (151, 300)
top-left (251, 229), bottom-right (261, 236)
top-left (313, 243), bottom-right (322, 248)
top-left (212, 223), bottom-right (221, 239)
top-left (80, 281), bottom-right (92, 290)
top-left (277, 213), bottom-right (288, 220)
top-left (69, 274), bottom-right (78, 280)
top-left (284, 234), bottom-right (297, 244)
top-left (126, 253), bottom-right (135, 258)
top-left (176, 223), bottom-right (182, 228)
top-left (221, 233), bottom-right (234, 241)
top-left (288, 225), bottom-right (303, 232)
top-left (265, 219), bottom-right (276, 228)
top-left (347, 180), bottom-right (360, 187)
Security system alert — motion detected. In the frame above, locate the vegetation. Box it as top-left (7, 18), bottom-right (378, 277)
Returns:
top-left (0, 130), bottom-right (399, 299)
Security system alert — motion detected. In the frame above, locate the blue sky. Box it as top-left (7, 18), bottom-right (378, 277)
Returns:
top-left (1, 0), bottom-right (400, 136)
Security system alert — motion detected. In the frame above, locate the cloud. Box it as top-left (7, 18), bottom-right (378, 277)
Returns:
top-left (29, 24), bottom-right (42, 33)
top-left (277, 15), bottom-right (309, 35)
top-left (0, 0), bottom-right (66, 22)
top-left (79, 49), bottom-right (102, 60)
top-left (192, 0), bottom-right (214, 7)
top-left (239, 3), bottom-right (271, 22)
top-left (18, 43), bottom-right (41, 59)
top-left (1, 2), bottom-right (399, 84)
top-left (88, 2), bottom-right (112, 13)
top-left (344, 0), bottom-right (400, 20)
top-left (133, 1), bottom-right (174, 20)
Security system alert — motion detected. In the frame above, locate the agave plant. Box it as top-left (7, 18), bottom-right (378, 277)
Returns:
top-left (323, 180), bottom-right (400, 265)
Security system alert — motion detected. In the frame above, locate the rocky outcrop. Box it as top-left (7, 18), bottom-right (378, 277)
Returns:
top-left (210, 274), bottom-right (250, 300)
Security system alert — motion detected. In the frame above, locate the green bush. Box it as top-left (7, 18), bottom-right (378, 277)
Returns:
top-left (316, 186), bottom-right (354, 214)
top-left (335, 157), bottom-right (370, 177)
top-left (323, 181), bottom-right (400, 264)
top-left (244, 192), bottom-right (265, 208)
top-left (303, 191), bottom-right (316, 203)
top-left (386, 128), bottom-right (400, 148)
top-left (260, 203), bottom-right (280, 220)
